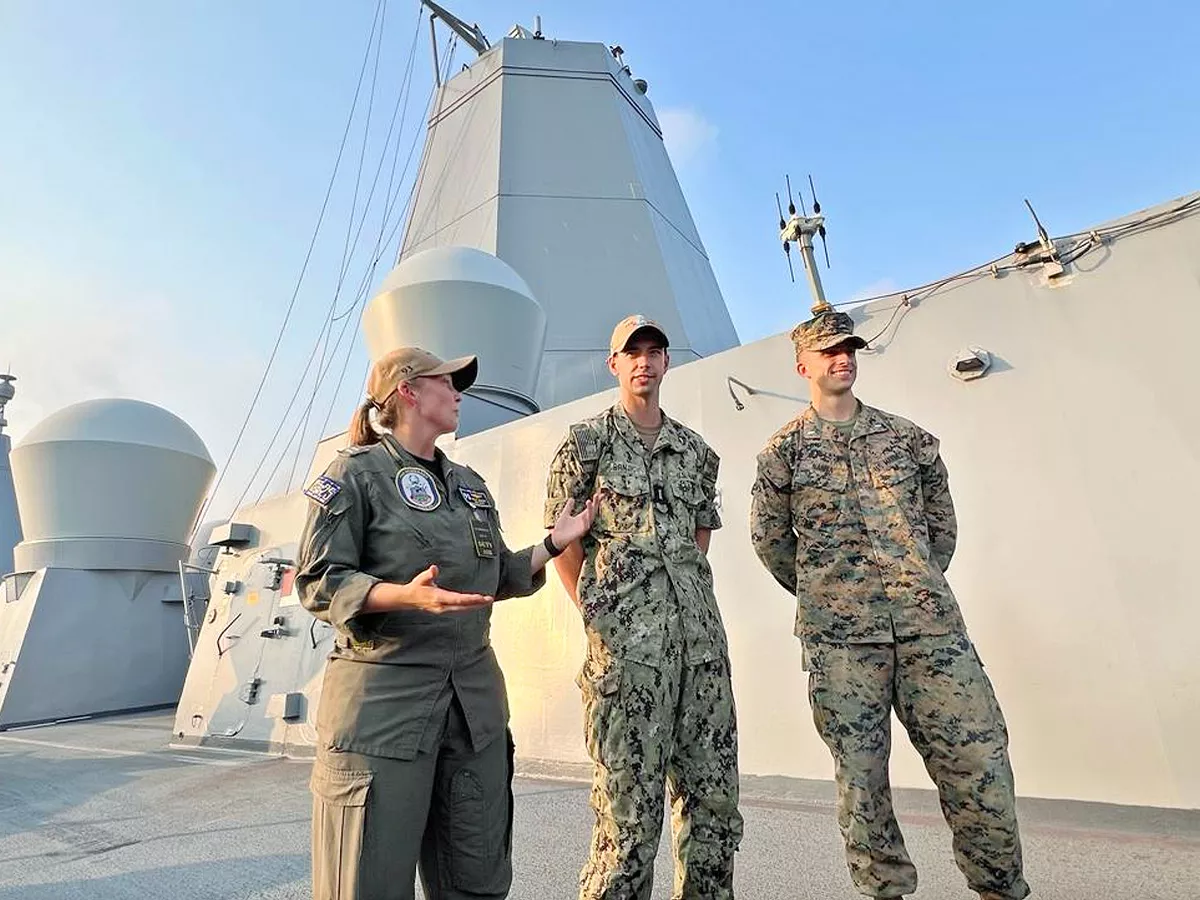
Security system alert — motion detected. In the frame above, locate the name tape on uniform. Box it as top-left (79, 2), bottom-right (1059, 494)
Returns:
top-left (470, 516), bottom-right (496, 558)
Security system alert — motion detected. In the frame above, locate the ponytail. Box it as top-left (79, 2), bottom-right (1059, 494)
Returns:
top-left (348, 401), bottom-right (382, 447)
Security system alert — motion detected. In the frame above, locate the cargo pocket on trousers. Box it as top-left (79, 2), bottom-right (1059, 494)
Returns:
top-left (803, 645), bottom-right (836, 752)
top-left (310, 761), bottom-right (372, 900)
top-left (577, 656), bottom-right (625, 771)
top-left (968, 640), bottom-right (1011, 746)
top-left (446, 735), bottom-right (514, 895)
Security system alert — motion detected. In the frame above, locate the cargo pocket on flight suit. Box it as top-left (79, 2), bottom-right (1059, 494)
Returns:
top-left (310, 760), bottom-right (372, 900)
top-left (445, 733), bottom-right (515, 895)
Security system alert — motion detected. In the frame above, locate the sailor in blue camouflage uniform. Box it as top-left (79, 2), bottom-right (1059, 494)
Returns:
top-left (749, 309), bottom-right (1030, 900)
top-left (296, 346), bottom-right (595, 900)
top-left (544, 315), bottom-right (744, 900)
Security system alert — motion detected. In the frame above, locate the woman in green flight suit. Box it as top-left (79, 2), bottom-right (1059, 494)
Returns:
top-left (297, 346), bottom-right (596, 900)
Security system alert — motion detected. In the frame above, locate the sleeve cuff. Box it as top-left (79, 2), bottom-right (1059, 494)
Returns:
top-left (499, 545), bottom-right (547, 600)
top-left (543, 497), bottom-right (568, 529)
top-left (329, 572), bottom-right (382, 632)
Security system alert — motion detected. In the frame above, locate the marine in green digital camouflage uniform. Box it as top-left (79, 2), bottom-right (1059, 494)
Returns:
top-left (748, 310), bottom-right (1030, 900)
top-left (544, 315), bottom-right (744, 900)
top-left (297, 347), bottom-right (596, 900)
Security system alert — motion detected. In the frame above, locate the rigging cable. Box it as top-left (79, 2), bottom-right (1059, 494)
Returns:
top-left (847, 193), bottom-right (1200, 348)
top-left (226, 0), bottom-right (422, 514)
top-left (259, 26), bottom-right (448, 499)
top-left (244, 3), bottom-right (432, 507)
top-left (286, 0), bottom-right (393, 493)
top-left (190, 0), bottom-right (389, 539)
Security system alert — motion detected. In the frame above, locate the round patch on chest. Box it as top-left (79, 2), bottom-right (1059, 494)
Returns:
top-left (395, 467), bottom-right (441, 511)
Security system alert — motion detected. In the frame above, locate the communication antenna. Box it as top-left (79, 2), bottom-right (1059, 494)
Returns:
top-left (775, 193), bottom-right (795, 282)
top-left (1018, 197), bottom-right (1065, 278)
top-left (778, 173), bottom-right (833, 314)
top-left (809, 174), bottom-right (830, 267)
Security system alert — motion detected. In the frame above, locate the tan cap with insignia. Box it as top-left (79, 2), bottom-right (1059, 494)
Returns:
top-left (609, 314), bottom-right (670, 356)
top-left (367, 347), bottom-right (478, 405)
top-left (790, 310), bottom-right (867, 355)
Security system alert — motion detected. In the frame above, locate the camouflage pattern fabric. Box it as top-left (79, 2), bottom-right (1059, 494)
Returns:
top-left (545, 404), bottom-right (728, 667)
top-left (546, 403), bottom-right (742, 897)
top-left (577, 607), bottom-right (742, 900)
top-left (806, 634), bottom-right (1029, 899)
top-left (789, 310), bottom-right (868, 355)
top-left (750, 403), bottom-right (964, 643)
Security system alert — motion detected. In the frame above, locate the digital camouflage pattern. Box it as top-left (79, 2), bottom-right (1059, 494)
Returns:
top-left (750, 399), bottom-right (1029, 899)
top-left (577, 621), bottom-right (742, 900)
top-left (789, 310), bottom-right (868, 355)
top-left (749, 403), bottom-right (964, 643)
top-left (545, 403), bottom-right (742, 899)
top-left (806, 634), bottom-right (1029, 899)
top-left (545, 404), bottom-right (728, 666)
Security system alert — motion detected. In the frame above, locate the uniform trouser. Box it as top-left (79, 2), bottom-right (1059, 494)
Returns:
top-left (805, 632), bottom-right (1030, 899)
top-left (309, 696), bottom-right (514, 900)
top-left (577, 644), bottom-right (744, 900)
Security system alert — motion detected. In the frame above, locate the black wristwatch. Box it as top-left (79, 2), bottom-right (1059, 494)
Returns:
top-left (543, 533), bottom-right (564, 558)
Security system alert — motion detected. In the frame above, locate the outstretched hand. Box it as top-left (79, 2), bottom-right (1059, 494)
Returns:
top-left (403, 565), bottom-right (494, 614)
top-left (549, 494), bottom-right (599, 551)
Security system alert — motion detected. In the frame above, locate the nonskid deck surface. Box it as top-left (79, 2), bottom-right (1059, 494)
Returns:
top-left (0, 711), bottom-right (1194, 899)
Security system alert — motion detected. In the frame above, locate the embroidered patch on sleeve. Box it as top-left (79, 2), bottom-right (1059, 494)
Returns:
top-left (570, 424), bottom-right (600, 462)
top-left (304, 475), bottom-right (343, 507)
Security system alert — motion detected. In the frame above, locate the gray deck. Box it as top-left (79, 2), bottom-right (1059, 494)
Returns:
top-left (0, 711), bottom-right (1194, 899)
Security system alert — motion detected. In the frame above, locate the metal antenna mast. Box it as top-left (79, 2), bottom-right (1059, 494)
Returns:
top-left (777, 173), bottom-right (833, 315)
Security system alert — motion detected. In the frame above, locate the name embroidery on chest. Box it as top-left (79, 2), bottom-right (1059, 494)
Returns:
top-left (470, 516), bottom-right (496, 558)
top-left (395, 467), bottom-right (441, 511)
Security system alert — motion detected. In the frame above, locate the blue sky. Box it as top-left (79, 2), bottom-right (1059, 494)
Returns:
top-left (2, 0), bottom-right (1197, 516)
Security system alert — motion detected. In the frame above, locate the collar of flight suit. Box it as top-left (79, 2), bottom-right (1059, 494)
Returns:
top-left (379, 432), bottom-right (459, 490)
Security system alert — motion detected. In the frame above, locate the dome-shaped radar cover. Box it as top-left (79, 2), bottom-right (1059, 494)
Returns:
top-left (17, 397), bottom-right (212, 461)
top-left (11, 399), bottom-right (216, 568)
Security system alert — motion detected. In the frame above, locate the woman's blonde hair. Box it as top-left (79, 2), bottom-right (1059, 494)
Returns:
top-left (347, 390), bottom-right (402, 446)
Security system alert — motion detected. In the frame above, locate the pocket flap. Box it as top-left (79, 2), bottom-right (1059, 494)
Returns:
top-left (310, 761), bottom-right (372, 807)
top-left (577, 656), bottom-right (623, 696)
top-left (672, 478), bottom-right (704, 506)
top-left (597, 470), bottom-right (649, 498)
top-left (793, 455), bottom-right (848, 491)
top-left (873, 457), bottom-right (919, 487)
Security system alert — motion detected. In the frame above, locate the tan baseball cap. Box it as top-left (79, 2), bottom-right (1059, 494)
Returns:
top-left (609, 314), bottom-right (670, 356)
top-left (367, 347), bottom-right (478, 405)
